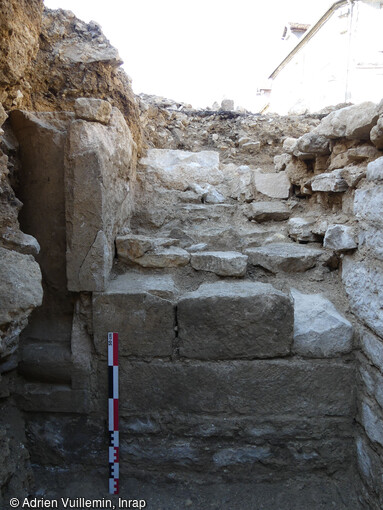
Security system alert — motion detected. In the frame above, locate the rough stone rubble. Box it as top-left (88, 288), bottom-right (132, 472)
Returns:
top-left (0, 3), bottom-right (382, 509)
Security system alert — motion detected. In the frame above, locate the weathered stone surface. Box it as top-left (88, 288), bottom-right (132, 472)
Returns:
top-left (190, 251), bottom-right (248, 277)
top-left (0, 104), bottom-right (7, 127)
top-left (178, 281), bottom-right (293, 359)
top-left (116, 234), bottom-right (177, 262)
top-left (339, 165), bottom-right (366, 188)
top-left (226, 164), bottom-right (255, 202)
top-left (92, 285), bottom-right (175, 358)
top-left (314, 102), bottom-right (379, 140)
top-left (356, 433), bottom-right (383, 506)
top-left (323, 224), bottom-right (358, 251)
top-left (107, 273), bottom-right (177, 301)
top-left (246, 243), bottom-right (325, 273)
top-left (359, 226), bottom-right (383, 261)
top-left (311, 170), bottom-right (348, 192)
top-left (18, 341), bottom-right (71, 384)
top-left (283, 137), bottom-right (298, 155)
top-left (360, 329), bottom-right (383, 374)
top-left (291, 289), bottom-right (353, 358)
top-left (0, 228), bottom-right (40, 255)
top-left (254, 172), bottom-right (291, 199)
top-left (273, 153), bottom-right (291, 172)
top-left (134, 246), bottom-right (190, 268)
top-left (65, 107), bottom-right (136, 291)
top-left (354, 186), bottom-right (383, 227)
top-left (246, 202), bottom-right (291, 222)
top-left (342, 257), bottom-right (383, 338)
top-left (367, 156), bottom-right (383, 182)
top-left (139, 149), bottom-right (222, 191)
top-left (360, 399), bottom-right (383, 448)
top-left (288, 217), bottom-right (316, 242)
top-left (74, 97), bottom-right (112, 124)
top-left (370, 115), bottom-right (383, 149)
top-left (296, 133), bottom-right (330, 155)
top-left (120, 359), bottom-right (354, 417)
top-left (0, 248), bottom-right (43, 358)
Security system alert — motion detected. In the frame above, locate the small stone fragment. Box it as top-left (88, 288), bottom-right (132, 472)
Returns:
top-left (291, 289), bottom-right (353, 358)
top-left (74, 97), bottom-right (112, 124)
top-left (323, 225), bottom-right (357, 251)
top-left (288, 217), bottom-right (317, 242)
top-left (311, 170), bottom-right (348, 192)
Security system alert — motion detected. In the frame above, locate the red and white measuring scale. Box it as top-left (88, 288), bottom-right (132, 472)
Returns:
top-left (108, 332), bottom-right (119, 494)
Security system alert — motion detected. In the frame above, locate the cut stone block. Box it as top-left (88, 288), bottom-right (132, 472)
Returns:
top-left (359, 226), bottom-right (383, 261)
top-left (120, 359), bottom-right (354, 418)
top-left (74, 97), bottom-right (112, 124)
top-left (246, 202), bottom-right (291, 222)
top-left (107, 273), bottom-right (178, 300)
top-left (92, 283), bottom-right (175, 357)
top-left (116, 234), bottom-right (178, 262)
top-left (342, 257), bottom-right (383, 338)
top-left (133, 246), bottom-right (190, 268)
top-left (311, 170), bottom-right (348, 192)
top-left (190, 251), bottom-right (248, 277)
top-left (246, 243), bottom-right (325, 273)
top-left (291, 289), bottom-right (353, 358)
top-left (323, 224), bottom-right (357, 251)
top-left (139, 149), bottom-right (222, 191)
top-left (65, 107), bottom-right (136, 291)
top-left (178, 281), bottom-right (293, 359)
top-left (254, 172), bottom-right (291, 199)
top-left (288, 217), bottom-right (316, 242)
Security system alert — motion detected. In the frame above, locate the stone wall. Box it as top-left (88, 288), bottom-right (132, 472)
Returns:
top-left (271, 100), bottom-right (383, 509)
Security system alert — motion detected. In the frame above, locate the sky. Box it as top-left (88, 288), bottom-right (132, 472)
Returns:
top-left (43, 0), bottom-right (334, 111)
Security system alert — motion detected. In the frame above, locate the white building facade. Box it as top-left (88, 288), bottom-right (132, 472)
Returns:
top-left (267, 0), bottom-right (383, 114)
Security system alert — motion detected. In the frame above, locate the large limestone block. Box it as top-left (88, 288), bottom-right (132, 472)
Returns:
top-left (139, 149), bottom-right (222, 191)
top-left (314, 102), bottom-right (379, 140)
top-left (107, 273), bottom-right (177, 301)
top-left (246, 202), bottom-right (291, 222)
top-left (246, 243), bottom-right (325, 273)
top-left (65, 107), bottom-right (136, 291)
top-left (120, 359), bottom-right (354, 418)
top-left (92, 282), bottom-right (175, 357)
top-left (0, 247), bottom-right (43, 358)
top-left (178, 281), bottom-right (293, 359)
top-left (342, 257), bottom-right (383, 338)
top-left (190, 251), bottom-right (248, 277)
top-left (254, 171), bottom-right (291, 199)
top-left (323, 224), bottom-right (357, 251)
top-left (354, 186), bottom-right (383, 228)
top-left (311, 170), bottom-right (348, 192)
top-left (291, 289), bottom-right (353, 358)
